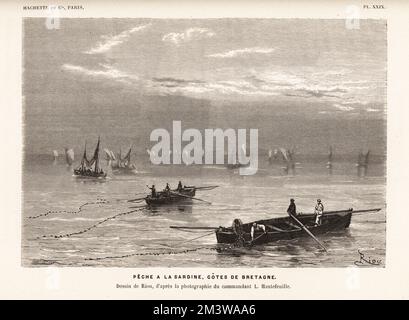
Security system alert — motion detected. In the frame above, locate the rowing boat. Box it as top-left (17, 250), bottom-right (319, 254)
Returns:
top-left (145, 187), bottom-right (196, 206)
top-left (215, 209), bottom-right (356, 245)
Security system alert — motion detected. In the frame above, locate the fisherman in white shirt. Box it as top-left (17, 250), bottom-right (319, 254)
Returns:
top-left (251, 222), bottom-right (266, 241)
top-left (314, 199), bottom-right (324, 225)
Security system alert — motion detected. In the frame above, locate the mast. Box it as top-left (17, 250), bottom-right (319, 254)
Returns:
top-left (93, 136), bottom-right (101, 173)
top-left (81, 142), bottom-right (87, 170)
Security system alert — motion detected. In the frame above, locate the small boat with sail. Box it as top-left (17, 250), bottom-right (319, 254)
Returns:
top-left (65, 148), bottom-right (75, 166)
top-left (356, 149), bottom-right (370, 176)
top-left (73, 137), bottom-right (107, 179)
top-left (105, 147), bottom-right (137, 175)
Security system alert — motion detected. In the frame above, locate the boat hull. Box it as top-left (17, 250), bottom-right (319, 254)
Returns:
top-left (73, 171), bottom-right (107, 179)
top-left (145, 188), bottom-right (196, 206)
top-left (215, 210), bottom-right (353, 245)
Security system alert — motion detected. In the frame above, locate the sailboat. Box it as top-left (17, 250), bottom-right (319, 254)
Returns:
top-left (226, 144), bottom-right (250, 169)
top-left (110, 146), bottom-right (137, 174)
top-left (65, 148), bottom-right (75, 166)
top-left (73, 137), bottom-right (107, 179)
top-left (326, 146), bottom-right (333, 173)
top-left (52, 150), bottom-right (58, 165)
top-left (356, 149), bottom-right (370, 177)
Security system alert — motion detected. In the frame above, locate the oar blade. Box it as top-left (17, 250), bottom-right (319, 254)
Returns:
top-left (289, 214), bottom-right (328, 252)
top-left (169, 191), bottom-right (212, 205)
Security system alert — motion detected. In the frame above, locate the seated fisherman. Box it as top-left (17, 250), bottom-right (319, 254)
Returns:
top-left (164, 183), bottom-right (171, 194)
top-left (251, 222), bottom-right (266, 241)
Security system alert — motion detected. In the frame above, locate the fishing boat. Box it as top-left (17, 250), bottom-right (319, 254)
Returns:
top-left (145, 187), bottom-right (196, 206)
top-left (65, 148), bottom-right (74, 166)
top-left (105, 147), bottom-right (137, 175)
top-left (73, 137), bottom-right (107, 179)
top-left (128, 185), bottom-right (218, 207)
top-left (214, 208), bottom-right (380, 245)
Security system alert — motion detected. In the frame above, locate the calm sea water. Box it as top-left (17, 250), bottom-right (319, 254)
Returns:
top-left (22, 156), bottom-right (386, 268)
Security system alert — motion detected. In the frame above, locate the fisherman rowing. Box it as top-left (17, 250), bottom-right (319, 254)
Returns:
top-left (250, 223), bottom-right (267, 241)
top-left (147, 181), bottom-right (188, 196)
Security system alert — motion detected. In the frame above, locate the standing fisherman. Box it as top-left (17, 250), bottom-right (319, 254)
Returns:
top-left (147, 184), bottom-right (156, 197)
top-left (287, 198), bottom-right (297, 216)
top-left (177, 181), bottom-right (183, 192)
top-left (314, 199), bottom-right (324, 225)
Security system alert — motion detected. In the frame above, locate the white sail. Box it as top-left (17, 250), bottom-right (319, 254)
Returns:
top-left (279, 148), bottom-right (289, 162)
top-left (65, 148), bottom-right (74, 165)
top-left (104, 148), bottom-right (112, 160)
top-left (364, 150), bottom-right (370, 165)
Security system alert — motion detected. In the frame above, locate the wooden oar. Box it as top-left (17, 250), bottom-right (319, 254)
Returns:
top-left (248, 232), bottom-right (267, 246)
top-left (169, 191), bottom-right (212, 204)
top-left (351, 208), bottom-right (381, 214)
top-left (170, 226), bottom-right (218, 230)
top-left (289, 213), bottom-right (328, 252)
top-left (127, 197), bottom-right (146, 203)
top-left (194, 185), bottom-right (219, 190)
top-left (297, 208), bottom-right (381, 216)
top-left (182, 185), bottom-right (219, 190)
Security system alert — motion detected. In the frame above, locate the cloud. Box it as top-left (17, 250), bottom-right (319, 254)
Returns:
top-left (85, 23), bottom-right (151, 54)
top-left (162, 28), bottom-right (215, 45)
top-left (62, 63), bottom-right (139, 84)
top-left (342, 100), bottom-right (370, 105)
top-left (249, 68), bottom-right (379, 104)
top-left (292, 85), bottom-right (347, 98)
top-left (366, 107), bottom-right (380, 112)
top-left (61, 61), bottom-right (380, 108)
top-left (152, 77), bottom-right (205, 84)
top-left (333, 103), bottom-right (355, 111)
top-left (207, 47), bottom-right (275, 58)
top-left (149, 77), bottom-right (279, 97)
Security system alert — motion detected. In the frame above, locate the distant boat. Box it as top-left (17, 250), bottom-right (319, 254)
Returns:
top-left (267, 148), bottom-right (279, 164)
top-left (73, 137), bottom-right (107, 179)
top-left (104, 148), bottom-right (116, 164)
top-left (326, 146), bottom-right (333, 172)
top-left (65, 148), bottom-right (74, 166)
top-left (356, 149), bottom-right (370, 176)
top-left (226, 144), bottom-right (249, 169)
top-left (52, 150), bottom-right (58, 164)
top-left (110, 147), bottom-right (137, 175)
top-left (279, 147), bottom-right (296, 174)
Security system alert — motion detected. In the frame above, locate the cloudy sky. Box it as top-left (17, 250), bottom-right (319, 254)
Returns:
top-left (24, 18), bottom-right (386, 116)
